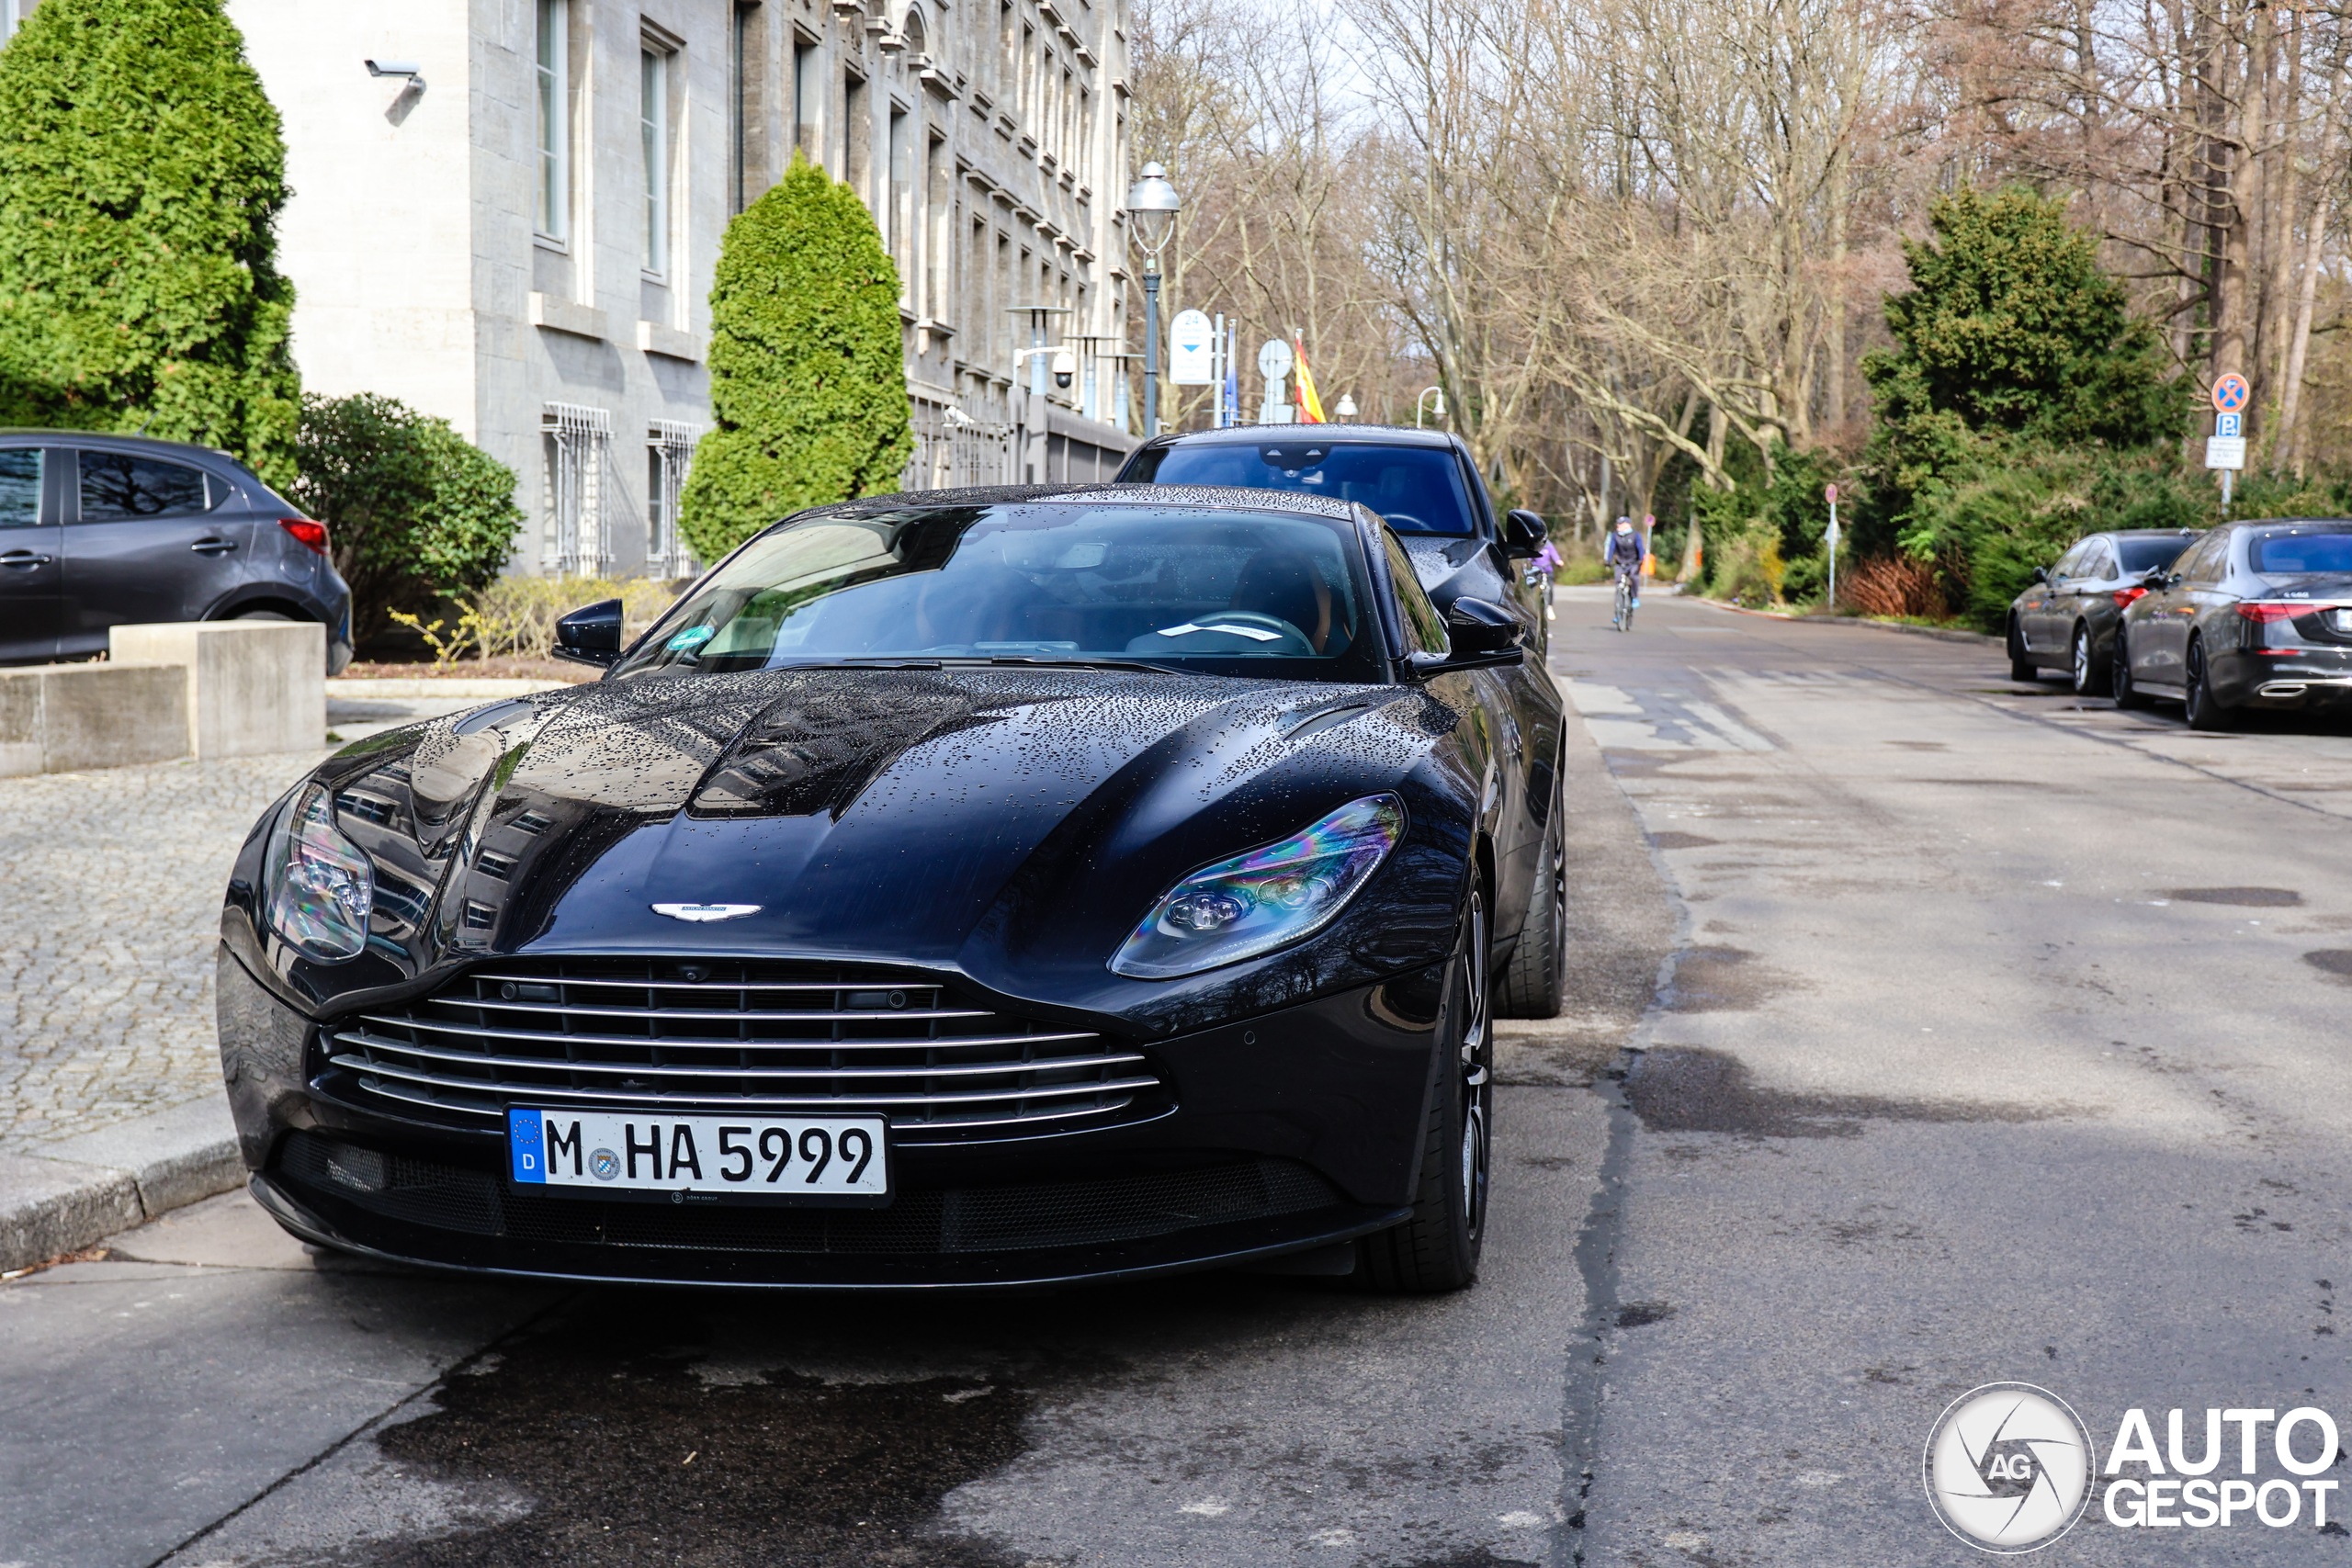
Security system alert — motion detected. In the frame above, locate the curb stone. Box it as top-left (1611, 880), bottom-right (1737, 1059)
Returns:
top-left (0, 1091), bottom-right (243, 1272)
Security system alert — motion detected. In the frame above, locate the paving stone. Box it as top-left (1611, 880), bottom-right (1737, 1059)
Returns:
top-left (0, 751), bottom-right (327, 1152)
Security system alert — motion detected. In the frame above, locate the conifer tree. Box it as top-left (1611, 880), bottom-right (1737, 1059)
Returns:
top-left (680, 155), bottom-right (912, 562)
top-left (0, 0), bottom-right (300, 487)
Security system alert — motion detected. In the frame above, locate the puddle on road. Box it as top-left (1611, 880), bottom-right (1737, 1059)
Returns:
top-left (2167, 886), bottom-right (2304, 907)
top-left (1662, 947), bottom-right (1805, 1012)
top-left (1646, 831), bottom-right (1721, 851)
top-left (322, 1299), bottom-right (1036, 1568)
top-left (1623, 1046), bottom-right (2065, 1138)
top-left (2302, 950), bottom-right (2352, 981)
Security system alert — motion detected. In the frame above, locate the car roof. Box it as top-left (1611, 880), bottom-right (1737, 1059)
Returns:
top-left (804, 481), bottom-right (1363, 523)
top-left (0, 427), bottom-right (240, 462)
top-left (2220, 515), bottom-right (2352, 528)
top-left (2103, 528), bottom-right (2201, 538)
top-left (1140, 423), bottom-right (1463, 451)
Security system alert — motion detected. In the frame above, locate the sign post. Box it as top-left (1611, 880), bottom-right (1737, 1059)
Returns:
top-left (2209, 374), bottom-right (2250, 507)
top-left (1825, 483), bottom-right (1839, 608)
top-left (1169, 309), bottom-right (1214, 387)
top-left (1256, 338), bottom-right (1295, 425)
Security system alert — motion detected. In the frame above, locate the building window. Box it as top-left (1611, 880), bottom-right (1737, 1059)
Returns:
top-left (647, 421), bottom-right (703, 576)
top-left (794, 40), bottom-right (816, 160)
top-left (534, 0), bottom-right (569, 240)
top-left (888, 107), bottom-right (911, 296)
top-left (926, 135), bottom-right (949, 320)
top-left (640, 46), bottom-right (673, 277)
top-left (729, 6), bottom-right (748, 213)
top-left (843, 72), bottom-right (866, 190)
top-left (541, 402), bottom-right (612, 575)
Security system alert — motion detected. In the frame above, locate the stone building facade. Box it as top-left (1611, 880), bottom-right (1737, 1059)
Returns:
top-left (217, 0), bottom-right (1137, 579)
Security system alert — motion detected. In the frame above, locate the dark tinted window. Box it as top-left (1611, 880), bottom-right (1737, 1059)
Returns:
top-left (2248, 527), bottom-right (2352, 575)
top-left (1127, 440), bottom-right (1476, 536)
top-left (77, 450), bottom-right (212, 521)
top-left (615, 502), bottom-right (1383, 682)
top-left (0, 449), bottom-right (40, 528)
top-left (1382, 526), bottom-right (1448, 654)
top-left (2116, 536), bottom-right (2195, 573)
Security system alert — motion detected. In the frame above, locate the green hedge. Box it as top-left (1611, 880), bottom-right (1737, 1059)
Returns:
top-left (679, 154), bottom-right (913, 564)
top-left (0, 0), bottom-right (300, 489)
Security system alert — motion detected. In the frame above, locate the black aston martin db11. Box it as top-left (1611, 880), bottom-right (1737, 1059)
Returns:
top-left (218, 485), bottom-right (1568, 1291)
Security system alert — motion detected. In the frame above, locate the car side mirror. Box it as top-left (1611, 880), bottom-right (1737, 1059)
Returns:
top-left (1503, 509), bottom-right (1548, 559)
top-left (2030, 566), bottom-right (2049, 584)
top-left (2143, 569), bottom-right (2172, 591)
top-left (1408, 597), bottom-right (1526, 677)
top-left (554, 598), bottom-right (625, 667)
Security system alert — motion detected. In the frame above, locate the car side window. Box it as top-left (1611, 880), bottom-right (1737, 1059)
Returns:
top-left (76, 450), bottom-right (214, 522)
top-left (1381, 526), bottom-right (1450, 655)
top-left (2077, 543), bottom-right (2113, 581)
top-left (2051, 542), bottom-right (2088, 579)
top-left (0, 449), bottom-right (40, 528)
top-left (2179, 533), bottom-right (2228, 584)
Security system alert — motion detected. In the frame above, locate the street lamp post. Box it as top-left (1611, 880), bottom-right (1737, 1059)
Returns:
top-left (1335, 393), bottom-right (1357, 423)
top-left (1416, 386), bottom-right (1447, 428)
top-left (1124, 162), bottom-right (1180, 436)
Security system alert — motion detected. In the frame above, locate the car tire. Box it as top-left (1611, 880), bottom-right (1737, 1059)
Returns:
top-left (2113, 632), bottom-right (2151, 709)
top-left (2185, 637), bottom-right (2239, 730)
top-left (2007, 618), bottom-right (2039, 683)
top-left (2070, 623), bottom-right (2109, 697)
top-left (1362, 889), bottom-right (1490, 1294)
top-left (1498, 776), bottom-right (1566, 1020)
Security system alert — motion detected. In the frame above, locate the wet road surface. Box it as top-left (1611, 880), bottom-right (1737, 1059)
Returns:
top-left (11, 585), bottom-right (2352, 1564)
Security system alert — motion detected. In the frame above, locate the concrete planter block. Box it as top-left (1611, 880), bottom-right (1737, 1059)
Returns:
top-left (0, 663), bottom-right (191, 777)
top-left (109, 621), bottom-right (326, 759)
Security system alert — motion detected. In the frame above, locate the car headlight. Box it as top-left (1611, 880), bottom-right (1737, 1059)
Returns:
top-left (264, 783), bottom-right (374, 961)
top-left (1111, 795), bottom-right (1405, 979)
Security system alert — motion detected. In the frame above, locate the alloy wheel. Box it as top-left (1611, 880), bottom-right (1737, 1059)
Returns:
top-left (2073, 626), bottom-right (2090, 693)
top-left (1460, 896), bottom-right (1492, 1241)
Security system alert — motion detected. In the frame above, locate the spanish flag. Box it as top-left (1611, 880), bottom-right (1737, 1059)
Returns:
top-left (1293, 333), bottom-right (1328, 424)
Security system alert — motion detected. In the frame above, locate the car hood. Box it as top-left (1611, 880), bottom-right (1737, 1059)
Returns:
top-left (247, 665), bottom-right (1468, 1023)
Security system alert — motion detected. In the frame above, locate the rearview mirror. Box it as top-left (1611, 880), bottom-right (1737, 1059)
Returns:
top-left (554, 598), bottom-right (625, 667)
top-left (2030, 566), bottom-right (2049, 584)
top-left (1503, 509), bottom-right (1548, 559)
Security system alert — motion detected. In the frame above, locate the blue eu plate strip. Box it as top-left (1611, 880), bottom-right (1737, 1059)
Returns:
top-left (507, 1107), bottom-right (546, 1182)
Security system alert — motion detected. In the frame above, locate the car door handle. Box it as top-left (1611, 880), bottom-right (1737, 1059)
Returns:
top-left (0, 549), bottom-right (51, 569)
top-left (191, 537), bottom-right (238, 555)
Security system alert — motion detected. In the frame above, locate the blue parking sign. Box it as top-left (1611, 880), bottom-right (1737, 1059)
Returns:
top-left (2216, 412), bottom-right (2242, 438)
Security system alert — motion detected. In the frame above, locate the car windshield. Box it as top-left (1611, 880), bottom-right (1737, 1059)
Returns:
top-left (1125, 441), bottom-right (1476, 536)
top-left (2117, 536), bottom-right (2196, 573)
top-left (614, 502), bottom-right (1385, 682)
top-left (2248, 526), bottom-right (2352, 575)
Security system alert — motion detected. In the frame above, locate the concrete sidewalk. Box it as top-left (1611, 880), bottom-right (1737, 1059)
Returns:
top-left (0, 1090), bottom-right (242, 1273)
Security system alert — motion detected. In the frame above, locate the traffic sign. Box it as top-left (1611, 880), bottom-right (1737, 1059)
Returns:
top-left (1169, 310), bottom-right (1214, 384)
top-left (2215, 412), bottom-right (2242, 439)
top-left (2206, 435), bottom-right (2247, 470)
top-left (2212, 373), bottom-right (2250, 413)
top-left (1257, 338), bottom-right (1294, 380)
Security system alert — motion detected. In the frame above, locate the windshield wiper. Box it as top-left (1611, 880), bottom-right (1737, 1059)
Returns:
top-left (935, 656), bottom-right (1180, 674)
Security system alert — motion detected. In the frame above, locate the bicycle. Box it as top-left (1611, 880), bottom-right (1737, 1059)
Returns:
top-left (1611, 569), bottom-right (1637, 632)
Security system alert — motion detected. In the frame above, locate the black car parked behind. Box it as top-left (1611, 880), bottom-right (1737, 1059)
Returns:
top-left (2007, 528), bottom-right (2199, 694)
top-left (0, 431), bottom-right (353, 671)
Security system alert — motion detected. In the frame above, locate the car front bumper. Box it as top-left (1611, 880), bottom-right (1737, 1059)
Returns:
top-left (218, 951), bottom-right (1440, 1288)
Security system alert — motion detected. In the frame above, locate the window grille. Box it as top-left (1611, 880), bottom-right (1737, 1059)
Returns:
top-left (647, 420), bottom-right (703, 577)
top-left (540, 402), bottom-right (612, 575)
top-left (905, 400), bottom-right (1012, 491)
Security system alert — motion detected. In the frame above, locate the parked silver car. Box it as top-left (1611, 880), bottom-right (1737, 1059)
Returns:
top-left (0, 431), bottom-right (352, 671)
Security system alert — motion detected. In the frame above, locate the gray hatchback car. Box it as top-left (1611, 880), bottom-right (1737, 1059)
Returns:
top-left (0, 431), bottom-right (352, 671)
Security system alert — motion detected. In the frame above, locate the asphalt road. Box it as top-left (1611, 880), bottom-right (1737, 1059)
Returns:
top-left (8, 584), bottom-right (2352, 1565)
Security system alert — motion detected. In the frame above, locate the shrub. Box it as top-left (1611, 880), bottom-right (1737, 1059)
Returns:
top-left (466, 575), bottom-right (681, 660)
top-left (679, 154), bottom-right (912, 563)
top-left (291, 392), bottom-right (524, 637)
top-left (0, 0), bottom-right (300, 488)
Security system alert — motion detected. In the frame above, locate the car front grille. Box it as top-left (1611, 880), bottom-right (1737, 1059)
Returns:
top-left (277, 1132), bottom-right (1340, 1257)
top-left (322, 956), bottom-right (1160, 1138)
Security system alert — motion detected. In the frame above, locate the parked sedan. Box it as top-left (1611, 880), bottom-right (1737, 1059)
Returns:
top-left (0, 431), bottom-right (352, 671)
top-left (2113, 518), bottom-right (2352, 728)
top-left (2006, 528), bottom-right (2199, 694)
top-left (217, 486), bottom-right (1569, 1292)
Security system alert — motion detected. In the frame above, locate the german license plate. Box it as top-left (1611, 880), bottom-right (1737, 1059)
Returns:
top-left (506, 1108), bottom-right (889, 1204)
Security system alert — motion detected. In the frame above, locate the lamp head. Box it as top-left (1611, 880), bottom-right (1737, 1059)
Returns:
top-left (1124, 161), bottom-right (1181, 262)
top-left (1052, 349), bottom-right (1077, 389)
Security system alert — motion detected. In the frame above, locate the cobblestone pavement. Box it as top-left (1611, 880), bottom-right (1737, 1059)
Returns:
top-left (0, 751), bottom-right (328, 1151)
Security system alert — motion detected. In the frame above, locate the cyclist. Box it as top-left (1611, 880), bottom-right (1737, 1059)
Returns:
top-left (1531, 536), bottom-right (1564, 619)
top-left (1604, 514), bottom-right (1645, 625)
